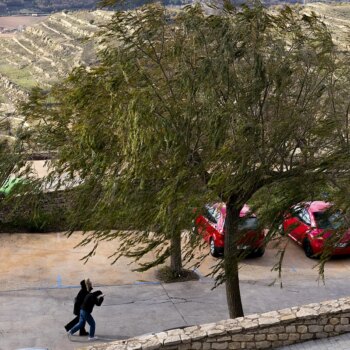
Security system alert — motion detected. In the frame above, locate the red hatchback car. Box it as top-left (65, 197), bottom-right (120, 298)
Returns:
top-left (283, 201), bottom-right (350, 258)
top-left (195, 203), bottom-right (265, 257)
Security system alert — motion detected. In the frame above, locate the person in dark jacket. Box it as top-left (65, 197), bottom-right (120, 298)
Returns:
top-left (64, 279), bottom-right (92, 336)
top-left (67, 290), bottom-right (104, 340)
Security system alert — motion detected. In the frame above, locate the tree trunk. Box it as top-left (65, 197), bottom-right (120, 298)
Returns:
top-left (170, 229), bottom-right (182, 275)
top-left (224, 202), bottom-right (244, 318)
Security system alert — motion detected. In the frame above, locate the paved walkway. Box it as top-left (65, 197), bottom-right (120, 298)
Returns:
top-left (2, 233), bottom-right (350, 349)
top-left (278, 332), bottom-right (350, 350)
top-left (2, 278), bottom-right (350, 350)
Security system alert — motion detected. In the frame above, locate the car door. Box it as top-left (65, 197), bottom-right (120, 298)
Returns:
top-left (197, 205), bottom-right (219, 243)
top-left (287, 207), bottom-right (311, 244)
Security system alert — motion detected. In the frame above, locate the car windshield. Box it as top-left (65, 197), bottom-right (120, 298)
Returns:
top-left (238, 217), bottom-right (259, 230)
top-left (204, 205), bottom-right (220, 223)
top-left (314, 211), bottom-right (344, 230)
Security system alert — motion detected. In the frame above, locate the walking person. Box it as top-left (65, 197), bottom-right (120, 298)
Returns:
top-left (64, 279), bottom-right (92, 336)
top-left (67, 290), bottom-right (104, 341)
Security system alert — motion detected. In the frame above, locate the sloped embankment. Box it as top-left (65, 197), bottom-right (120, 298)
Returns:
top-left (0, 9), bottom-right (113, 137)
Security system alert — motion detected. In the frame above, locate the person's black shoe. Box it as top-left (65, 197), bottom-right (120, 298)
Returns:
top-left (80, 329), bottom-right (89, 336)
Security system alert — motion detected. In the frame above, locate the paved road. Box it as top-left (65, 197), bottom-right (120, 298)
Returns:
top-left (1, 232), bottom-right (350, 350)
top-left (278, 332), bottom-right (350, 350)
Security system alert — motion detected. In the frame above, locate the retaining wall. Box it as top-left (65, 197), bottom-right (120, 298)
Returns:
top-left (0, 189), bottom-right (73, 232)
top-left (79, 297), bottom-right (350, 350)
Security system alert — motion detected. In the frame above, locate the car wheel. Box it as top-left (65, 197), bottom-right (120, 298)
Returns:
top-left (304, 238), bottom-right (316, 259)
top-left (253, 246), bottom-right (265, 258)
top-left (210, 239), bottom-right (220, 258)
top-left (279, 223), bottom-right (285, 236)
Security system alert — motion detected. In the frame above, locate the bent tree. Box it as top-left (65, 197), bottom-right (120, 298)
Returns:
top-left (20, 3), bottom-right (350, 317)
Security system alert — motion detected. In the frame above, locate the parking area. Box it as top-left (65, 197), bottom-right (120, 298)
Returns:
top-left (1, 232), bottom-right (350, 350)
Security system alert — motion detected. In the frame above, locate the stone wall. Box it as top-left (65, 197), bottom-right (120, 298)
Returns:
top-left (79, 297), bottom-right (350, 350)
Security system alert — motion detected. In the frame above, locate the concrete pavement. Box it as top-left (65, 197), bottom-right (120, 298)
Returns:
top-left (2, 232), bottom-right (350, 349)
top-left (2, 277), bottom-right (350, 350)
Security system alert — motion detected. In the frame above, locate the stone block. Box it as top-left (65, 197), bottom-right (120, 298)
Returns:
top-left (258, 318), bottom-right (280, 326)
top-left (156, 332), bottom-right (168, 341)
top-left (278, 334), bottom-right (288, 340)
top-left (228, 342), bottom-right (241, 349)
top-left (240, 320), bottom-right (259, 330)
top-left (267, 326), bottom-right (285, 333)
top-left (231, 334), bottom-right (254, 342)
top-left (280, 314), bottom-right (296, 322)
top-left (245, 342), bottom-right (256, 349)
top-left (340, 304), bottom-right (350, 312)
top-left (167, 329), bottom-right (185, 337)
top-left (271, 341), bottom-right (283, 347)
top-left (207, 338), bottom-right (218, 343)
top-left (303, 319), bottom-right (318, 325)
top-left (178, 344), bottom-right (191, 350)
top-left (211, 342), bottom-right (228, 350)
top-left (142, 337), bottom-right (163, 350)
top-left (254, 334), bottom-right (266, 341)
top-left (324, 325), bottom-right (334, 332)
top-left (217, 336), bottom-right (231, 342)
top-left (255, 341), bottom-right (271, 349)
top-left (316, 332), bottom-right (328, 338)
top-left (335, 325), bottom-right (350, 332)
top-left (296, 308), bottom-right (318, 318)
top-left (297, 325), bottom-right (308, 334)
top-left (285, 326), bottom-right (296, 333)
top-left (201, 323), bottom-right (218, 331)
top-left (227, 326), bottom-right (243, 334)
top-left (300, 334), bottom-right (313, 340)
top-left (180, 334), bottom-right (191, 344)
top-left (125, 341), bottom-right (142, 350)
top-left (261, 311), bottom-right (279, 318)
top-left (308, 325), bottom-right (323, 333)
top-left (266, 334), bottom-right (278, 341)
top-left (341, 318), bottom-right (349, 325)
top-left (191, 342), bottom-right (203, 350)
top-left (202, 344), bottom-right (211, 350)
top-left (317, 317), bottom-right (328, 325)
top-left (207, 329), bottom-right (226, 338)
top-left (184, 326), bottom-right (199, 333)
top-left (163, 336), bottom-right (181, 346)
top-left (329, 318), bottom-right (340, 325)
top-left (278, 308), bottom-right (293, 315)
top-left (191, 330), bottom-right (208, 341)
top-left (288, 333), bottom-right (300, 341)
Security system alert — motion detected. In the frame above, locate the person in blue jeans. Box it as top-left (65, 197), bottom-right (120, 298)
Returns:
top-left (67, 290), bottom-right (104, 340)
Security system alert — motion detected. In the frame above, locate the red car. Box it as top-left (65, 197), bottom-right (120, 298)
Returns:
top-left (283, 201), bottom-right (350, 258)
top-left (195, 203), bottom-right (265, 257)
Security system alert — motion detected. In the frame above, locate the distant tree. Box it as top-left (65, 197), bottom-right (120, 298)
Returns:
top-left (20, 2), bottom-right (350, 318)
top-left (0, 116), bottom-right (15, 185)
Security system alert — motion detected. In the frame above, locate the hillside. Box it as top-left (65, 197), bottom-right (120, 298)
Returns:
top-left (0, 3), bottom-right (349, 140)
top-left (0, 9), bottom-right (113, 138)
top-left (305, 2), bottom-right (350, 50)
top-left (0, 1), bottom-right (99, 15)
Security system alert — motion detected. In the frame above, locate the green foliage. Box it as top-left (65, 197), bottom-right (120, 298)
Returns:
top-left (19, 2), bottom-right (350, 317)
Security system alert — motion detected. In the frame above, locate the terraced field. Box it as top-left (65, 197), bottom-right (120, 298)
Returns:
top-left (306, 3), bottom-right (350, 51)
top-left (0, 3), bottom-right (349, 140)
top-left (0, 9), bottom-right (113, 138)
